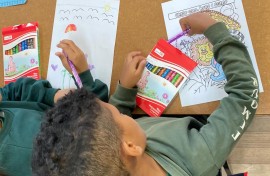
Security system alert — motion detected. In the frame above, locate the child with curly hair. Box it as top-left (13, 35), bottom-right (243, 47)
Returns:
top-left (32, 12), bottom-right (259, 176)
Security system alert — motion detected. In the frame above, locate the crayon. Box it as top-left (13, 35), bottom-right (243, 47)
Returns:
top-left (22, 41), bottom-right (25, 50)
top-left (12, 47), bottom-right (16, 54)
top-left (15, 45), bottom-right (19, 53)
top-left (174, 75), bottom-right (184, 87)
top-left (21, 41), bottom-right (24, 51)
top-left (27, 39), bottom-right (31, 49)
top-left (151, 66), bottom-right (158, 73)
top-left (155, 67), bottom-right (162, 74)
top-left (146, 62), bottom-right (151, 68)
top-left (18, 43), bottom-right (22, 52)
top-left (30, 38), bottom-right (34, 48)
top-left (148, 64), bottom-right (154, 71)
top-left (147, 63), bottom-right (154, 71)
top-left (158, 68), bottom-right (166, 76)
top-left (146, 62), bottom-right (151, 67)
top-left (33, 38), bottom-right (35, 48)
top-left (29, 38), bottom-right (33, 48)
top-left (161, 69), bottom-right (170, 78)
top-left (171, 73), bottom-right (180, 84)
top-left (24, 40), bottom-right (28, 50)
top-left (168, 71), bottom-right (176, 81)
top-left (165, 70), bottom-right (174, 80)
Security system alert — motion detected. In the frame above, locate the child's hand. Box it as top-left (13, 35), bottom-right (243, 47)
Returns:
top-left (55, 40), bottom-right (88, 74)
top-left (179, 12), bottom-right (217, 35)
top-left (120, 51), bottom-right (146, 89)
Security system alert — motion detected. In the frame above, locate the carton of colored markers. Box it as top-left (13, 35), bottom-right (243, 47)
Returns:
top-left (2, 22), bottom-right (40, 85)
top-left (136, 39), bottom-right (197, 117)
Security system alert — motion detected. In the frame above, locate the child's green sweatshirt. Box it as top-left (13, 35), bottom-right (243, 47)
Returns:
top-left (109, 22), bottom-right (259, 176)
top-left (0, 71), bottom-right (108, 176)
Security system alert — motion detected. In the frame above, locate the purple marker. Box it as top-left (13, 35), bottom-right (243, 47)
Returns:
top-left (167, 28), bottom-right (190, 44)
top-left (63, 51), bottom-right (83, 88)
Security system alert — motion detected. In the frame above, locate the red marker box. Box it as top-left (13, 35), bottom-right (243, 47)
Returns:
top-left (2, 22), bottom-right (40, 85)
top-left (136, 39), bottom-right (197, 117)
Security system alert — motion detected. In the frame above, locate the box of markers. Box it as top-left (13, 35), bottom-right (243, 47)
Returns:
top-left (136, 39), bottom-right (197, 117)
top-left (2, 22), bottom-right (40, 85)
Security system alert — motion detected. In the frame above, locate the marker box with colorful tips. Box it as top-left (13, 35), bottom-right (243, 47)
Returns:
top-left (136, 39), bottom-right (197, 117)
top-left (2, 22), bottom-right (40, 85)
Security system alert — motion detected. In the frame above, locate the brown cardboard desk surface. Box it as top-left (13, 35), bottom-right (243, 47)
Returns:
top-left (0, 0), bottom-right (269, 115)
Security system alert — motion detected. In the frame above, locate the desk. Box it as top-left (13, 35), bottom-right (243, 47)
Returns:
top-left (0, 0), bottom-right (269, 115)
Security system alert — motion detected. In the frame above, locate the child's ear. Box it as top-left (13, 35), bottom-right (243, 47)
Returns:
top-left (122, 141), bottom-right (143, 157)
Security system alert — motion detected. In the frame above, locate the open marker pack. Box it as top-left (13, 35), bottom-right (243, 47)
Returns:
top-left (136, 39), bottom-right (197, 117)
top-left (2, 22), bottom-right (40, 85)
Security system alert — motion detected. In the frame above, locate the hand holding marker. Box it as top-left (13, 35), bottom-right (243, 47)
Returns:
top-left (63, 51), bottom-right (83, 88)
top-left (58, 29), bottom-right (190, 89)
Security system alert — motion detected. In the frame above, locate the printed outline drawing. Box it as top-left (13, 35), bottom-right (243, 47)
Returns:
top-left (171, 0), bottom-right (245, 95)
top-left (220, 0), bottom-right (239, 21)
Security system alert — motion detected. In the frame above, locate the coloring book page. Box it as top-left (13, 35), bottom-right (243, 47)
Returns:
top-left (162, 0), bottom-right (263, 106)
top-left (47, 0), bottom-right (120, 90)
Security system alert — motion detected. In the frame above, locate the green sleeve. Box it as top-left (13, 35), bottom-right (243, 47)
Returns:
top-left (73, 70), bottom-right (108, 102)
top-left (0, 78), bottom-right (58, 106)
top-left (109, 83), bottom-right (137, 116)
top-left (198, 23), bottom-right (259, 169)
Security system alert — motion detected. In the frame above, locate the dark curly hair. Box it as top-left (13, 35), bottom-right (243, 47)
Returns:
top-left (0, 172), bottom-right (7, 176)
top-left (32, 88), bottom-right (129, 176)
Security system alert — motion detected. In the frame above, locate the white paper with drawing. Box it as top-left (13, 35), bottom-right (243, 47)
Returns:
top-left (47, 0), bottom-right (120, 90)
top-left (162, 0), bottom-right (263, 107)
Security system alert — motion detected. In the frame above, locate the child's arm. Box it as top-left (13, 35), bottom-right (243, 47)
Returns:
top-left (181, 13), bottom-right (259, 169)
top-left (56, 40), bottom-right (109, 102)
top-left (0, 78), bottom-right (60, 106)
top-left (109, 51), bottom-right (146, 116)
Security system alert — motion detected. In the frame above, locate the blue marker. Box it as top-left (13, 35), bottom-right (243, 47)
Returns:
top-left (161, 69), bottom-right (170, 78)
top-left (24, 40), bottom-right (28, 50)
top-left (146, 62), bottom-right (151, 69)
top-left (21, 41), bottom-right (25, 51)
top-left (147, 63), bottom-right (154, 71)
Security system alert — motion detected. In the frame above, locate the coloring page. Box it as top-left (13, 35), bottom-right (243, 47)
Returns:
top-left (47, 0), bottom-right (120, 90)
top-left (162, 0), bottom-right (263, 106)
